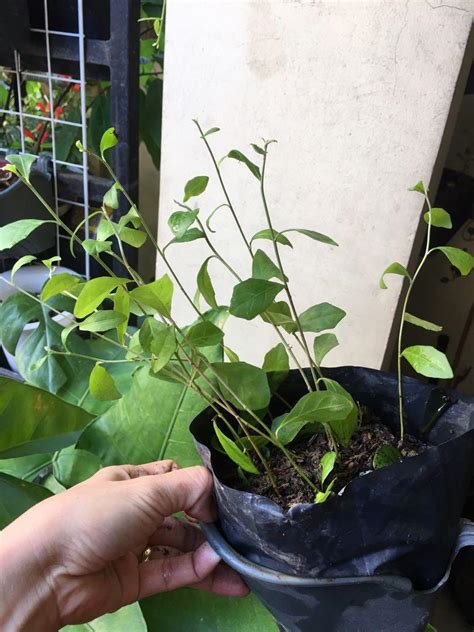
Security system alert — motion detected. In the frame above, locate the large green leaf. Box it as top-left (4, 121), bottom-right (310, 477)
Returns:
top-left (0, 219), bottom-right (51, 251)
top-left (211, 362), bottom-right (270, 411)
top-left (0, 378), bottom-right (93, 458)
top-left (299, 302), bottom-right (346, 333)
top-left (401, 345), bottom-right (453, 379)
top-left (77, 366), bottom-right (210, 466)
top-left (63, 604), bottom-right (147, 632)
top-left (0, 453), bottom-right (52, 482)
top-left (130, 274), bottom-right (174, 317)
top-left (4, 154), bottom-right (37, 181)
top-left (140, 591), bottom-right (277, 632)
top-left (0, 473), bottom-right (53, 528)
top-left (275, 390), bottom-right (355, 445)
top-left (230, 279), bottom-right (284, 320)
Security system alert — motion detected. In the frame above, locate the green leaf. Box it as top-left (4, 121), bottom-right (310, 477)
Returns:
top-left (114, 286), bottom-right (130, 344)
top-left (139, 319), bottom-right (177, 373)
top-left (275, 390), bottom-right (355, 445)
top-left (79, 310), bottom-right (127, 333)
top-left (140, 591), bottom-right (278, 632)
top-left (203, 127), bottom-right (220, 137)
top-left (404, 312), bottom-right (442, 332)
top-left (130, 274), bottom-right (173, 317)
top-left (315, 478), bottom-right (336, 504)
top-left (227, 150), bottom-right (261, 180)
top-left (423, 207), bottom-right (452, 229)
top-left (62, 604), bottom-right (147, 632)
top-left (74, 277), bottom-right (129, 319)
top-left (409, 181), bottom-right (426, 194)
top-left (372, 444), bottom-right (401, 470)
top-left (379, 262), bottom-right (411, 289)
top-left (0, 378), bottom-right (93, 458)
top-left (52, 446), bottom-right (101, 488)
top-left (167, 228), bottom-right (205, 246)
top-left (0, 453), bottom-right (52, 482)
top-left (11, 255), bottom-right (36, 282)
top-left (118, 207), bottom-right (141, 229)
top-left (5, 153), bottom-right (37, 181)
top-left (197, 257), bottom-right (218, 309)
top-left (183, 176), bottom-right (209, 202)
top-left (168, 209), bottom-right (198, 238)
top-left (100, 127), bottom-right (118, 158)
top-left (261, 301), bottom-right (296, 333)
top-left (281, 228), bottom-right (338, 247)
top-left (252, 249), bottom-right (286, 282)
top-left (320, 451), bottom-right (336, 486)
top-left (0, 473), bottom-right (53, 529)
top-left (435, 246), bottom-right (474, 276)
top-left (230, 278), bottom-right (284, 320)
top-left (78, 365), bottom-right (215, 466)
top-left (103, 183), bottom-right (120, 209)
top-left (41, 272), bottom-right (81, 302)
top-left (299, 302), bottom-right (346, 333)
top-left (313, 333), bottom-right (339, 365)
top-left (224, 346), bottom-right (240, 362)
top-left (401, 345), bottom-right (453, 379)
top-left (82, 239), bottom-right (113, 256)
top-left (250, 143), bottom-right (266, 156)
top-left (262, 342), bottom-right (289, 392)
top-left (42, 255), bottom-right (62, 271)
top-left (250, 228), bottom-right (293, 248)
top-left (89, 364), bottom-right (122, 401)
top-left (213, 421), bottom-right (259, 474)
top-left (185, 321), bottom-right (224, 348)
top-left (0, 219), bottom-right (51, 251)
top-left (212, 361), bottom-right (271, 411)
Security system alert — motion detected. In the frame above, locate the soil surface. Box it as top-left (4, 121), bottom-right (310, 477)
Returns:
top-left (246, 408), bottom-right (427, 509)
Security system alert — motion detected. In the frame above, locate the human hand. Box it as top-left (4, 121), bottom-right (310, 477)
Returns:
top-left (0, 461), bottom-right (248, 631)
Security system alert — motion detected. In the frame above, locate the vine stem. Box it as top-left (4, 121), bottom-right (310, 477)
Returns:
top-left (260, 144), bottom-right (320, 389)
top-left (396, 185), bottom-right (434, 442)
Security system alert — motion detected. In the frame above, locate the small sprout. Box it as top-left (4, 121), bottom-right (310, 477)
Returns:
top-left (372, 444), bottom-right (402, 470)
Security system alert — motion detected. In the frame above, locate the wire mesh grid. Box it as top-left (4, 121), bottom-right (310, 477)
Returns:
top-left (0, 0), bottom-right (91, 278)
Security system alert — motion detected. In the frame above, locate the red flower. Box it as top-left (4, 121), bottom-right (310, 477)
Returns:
top-left (72, 84), bottom-right (81, 93)
top-left (54, 105), bottom-right (64, 117)
top-left (35, 102), bottom-right (48, 113)
top-left (40, 131), bottom-right (48, 145)
top-left (24, 129), bottom-right (35, 140)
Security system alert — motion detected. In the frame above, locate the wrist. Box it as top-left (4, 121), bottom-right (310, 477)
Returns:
top-left (0, 521), bottom-right (60, 632)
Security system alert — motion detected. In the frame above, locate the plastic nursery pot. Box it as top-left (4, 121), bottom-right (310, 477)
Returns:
top-left (191, 366), bottom-right (474, 632)
top-left (0, 265), bottom-right (79, 372)
top-left (0, 157), bottom-right (55, 259)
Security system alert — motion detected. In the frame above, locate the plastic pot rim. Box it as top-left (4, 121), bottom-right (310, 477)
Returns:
top-left (201, 520), bottom-right (474, 595)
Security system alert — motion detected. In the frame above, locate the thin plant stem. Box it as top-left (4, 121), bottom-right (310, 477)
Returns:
top-left (396, 185), bottom-right (434, 442)
top-left (260, 145), bottom-right (320, 388)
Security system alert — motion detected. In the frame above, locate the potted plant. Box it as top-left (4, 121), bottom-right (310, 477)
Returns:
top-left (2, 126), bottom-right (474, 632)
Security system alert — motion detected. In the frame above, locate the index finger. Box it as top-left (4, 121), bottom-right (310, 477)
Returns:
top-left (127, 465), bottom-right (216, 523)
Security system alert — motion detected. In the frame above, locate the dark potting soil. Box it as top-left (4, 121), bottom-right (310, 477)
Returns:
top-left (246, 408), bottom-right (428, 509)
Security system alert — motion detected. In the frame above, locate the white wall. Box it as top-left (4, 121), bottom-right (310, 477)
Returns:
top-left (158, 0), bottom-right (473, 369)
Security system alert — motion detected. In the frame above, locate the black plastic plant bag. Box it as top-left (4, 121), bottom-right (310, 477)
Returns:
top-left (191, 366), bottom-right (474, 590)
